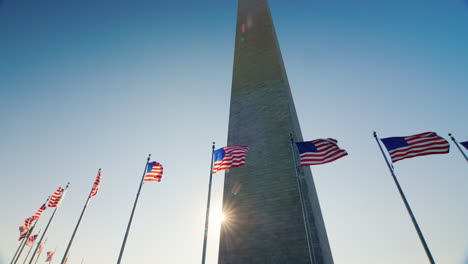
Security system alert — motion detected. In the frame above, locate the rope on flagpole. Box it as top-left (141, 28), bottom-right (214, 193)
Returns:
top-left (373, 132), bottom-right (435, 264)
top-left (117, 155), bottom-right (151, 264)
top-left (201, 142), bottom-right (215, 264)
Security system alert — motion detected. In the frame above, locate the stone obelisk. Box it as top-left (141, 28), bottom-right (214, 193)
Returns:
top-left (218, 0), bottom-right (334, 263)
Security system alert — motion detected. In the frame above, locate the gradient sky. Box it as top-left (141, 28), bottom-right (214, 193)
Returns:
top-left (1, 0), bottom-right (467, 263)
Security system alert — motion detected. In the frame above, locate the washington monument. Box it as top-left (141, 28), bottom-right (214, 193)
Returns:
top-left (218, 0), bottom-right (334, 263)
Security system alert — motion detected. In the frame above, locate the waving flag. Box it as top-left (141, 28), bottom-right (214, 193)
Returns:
top-left (381, 132), bottom-right (449, 163)
top-left (33, 204), bottom-right (47, 219)
top-left (19, 216), bottom-right (35, 240)
top-left (24, 216), bottom-right (34, 229)
top-left (90, 169), bottom-right (102, 197)
top-left (26, 234), bottom-right (38, 247)
top-left (19, 224), bottom-right (29, 240)
top-left (144, 161), bottom-right (163, 182)
top-left (46, 251), bottom-right (54, 262)
top-left (213, 146), bottom-right (249, 174)
top-left (48, 187), bottom-right (64, 207)
top-left (37, 242), bottom-right (45, 254)
top-left (296, 138), bottom-right (348, 166)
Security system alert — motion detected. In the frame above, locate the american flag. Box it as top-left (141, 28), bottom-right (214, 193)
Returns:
top-left (213, 146), bottom-right (249, 174)
top-left (144, 161), bottom-right (163, 182)
top-left (48, 187), bottom-right (64, 207)
top-left (19, 224), bottom-right (29, 241)
top-left (381, 132), bottom-right (449, 163)
top-left (24, 216), bottom-right (34, 229)
top-left (46, 251), bottom-right (54, 262)
top-left (25, 234), bottom-right (38, 247)
top-left (90, 169), bottom-right (102, 197)
top-left (296, 138), bottom-right (348, 166)
top-left (461, 141), bottom-right (468, 151)
top-left (33, 204), bottom-right (47, 220)
top-left (37, 242), bottom-right (45, 254)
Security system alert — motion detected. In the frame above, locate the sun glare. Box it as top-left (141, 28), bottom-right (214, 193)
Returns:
top-left (212, 211), bottom-right (226, 225)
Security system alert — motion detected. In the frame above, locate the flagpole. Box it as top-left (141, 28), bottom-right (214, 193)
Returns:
top-left (117, 155), bottom-right (151, 264)
top-left (373, 132), bottom-right (435, 264)
top-left (13, 225), bottom-right (36, 264)
top-left (10, 234), bottom-right (28, 264)
top-left (28, 183), bottom-right (70, 264)
top-left (32, 238), bottom-right (47, 264)
top-left (201, 142), bottom-right (215, 264)
top-left (448, 133), bottom-right (468, 162)
top-left (11, 196), bottom-right (50, 264)
top-left (60, 169), bottom-right (100, 264)
top-left (21, 229), bottom-right (41, 264)
top-left (289, 134), bottom-right (316, 264)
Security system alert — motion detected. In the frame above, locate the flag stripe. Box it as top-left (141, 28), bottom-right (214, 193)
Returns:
top-left (48, 187), bottom-right (64, 207)
top-left (144, 161), bottom-right (163, 182)
top-left (33, 204), bottom-right (47, 220)
top-left (46, 251), bottom-right (55, 262)
top-left (90, 169), bottom-right (102, 197)
top-left (25, 234), bottom-right (38, 247)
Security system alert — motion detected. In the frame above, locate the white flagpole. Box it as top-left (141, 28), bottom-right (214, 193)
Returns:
top-left (60, 169), bottom-right (101, 264)
top-left (117, 155), bottom-right (151, 264)
top-left (32, 238), bottom-right (47, 264)
top-left (28, 184), bottom-right (70, 264)
top-left (201, 142), bottom-right (215, 264)
top-left (289, 134), bottom-right (316, 264)
top-left (373, 132), bottom-right (435, 264)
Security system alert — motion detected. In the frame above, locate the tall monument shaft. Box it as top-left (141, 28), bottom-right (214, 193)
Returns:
top-left (218, 0), bottom-right (333, 263)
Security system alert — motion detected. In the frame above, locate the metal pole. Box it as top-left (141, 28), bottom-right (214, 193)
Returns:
top-left (10, 235), bottom-right (27, 264)
top-left (22, 229), bottom-right (41, 264)
top-left (201, 143), bottom-right (215, 264)
top-left (28, 183), bottom-right (70, 264)
top-left (32, 238), bottom-right (47, 264)
top-left (448, 133), bottom-right (468, 162)
top-left (373, 132), bottom-right (436, 264)
top-left (289, 134), bottom-right (316, 264)
top-left (60, 169), bottom-right (100, 264)
top-left (11, 196), bottom-right (49, 264)
top-left (117, 155), bottom-right (151, 264)
top-left (13, 225), bottom-right (36, 264)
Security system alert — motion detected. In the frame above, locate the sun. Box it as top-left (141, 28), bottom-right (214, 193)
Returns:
top-left (211, 211), bottom-right (226, 225)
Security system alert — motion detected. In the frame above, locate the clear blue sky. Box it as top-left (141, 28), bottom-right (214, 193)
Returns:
top-left (1, 0), bottom-right (467, 263)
